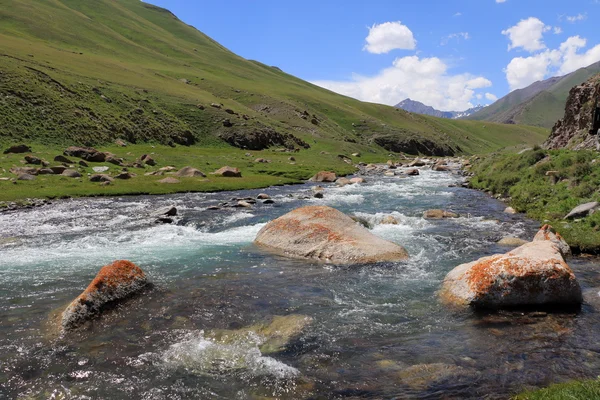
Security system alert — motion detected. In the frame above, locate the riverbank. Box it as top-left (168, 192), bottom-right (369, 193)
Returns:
top-left (0, 141), bottom-right (376, 204)
top-left (468, 147), bottom-right (600, 253)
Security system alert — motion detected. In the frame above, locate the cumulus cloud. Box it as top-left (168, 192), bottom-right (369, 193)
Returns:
top-left (363, 21), bottom-right (416, 54)
top-left (553, 27), bottom-right (563, 34)
top-left (504, 35), bottom-right (600, 90)
top-left (312, 55), bottom-right (492, 111)
top-left (502, 17), bottom-right (550, 52)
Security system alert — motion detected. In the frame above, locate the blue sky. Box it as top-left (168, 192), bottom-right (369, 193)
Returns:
top-left (149, 0), bottom-right (600, 111)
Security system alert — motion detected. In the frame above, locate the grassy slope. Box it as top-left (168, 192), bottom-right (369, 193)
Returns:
top-left (467, 63), bottom-right (600, 128)
top-left (515, 379), bottom-right (600, 400)
top-left (470, 148), bottom-right (600, 252)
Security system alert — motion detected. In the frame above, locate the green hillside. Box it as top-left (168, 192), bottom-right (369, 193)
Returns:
top-left (467, 62), bottom-right (600, 128)
top-left (0, 0), bottom-right (547, 158)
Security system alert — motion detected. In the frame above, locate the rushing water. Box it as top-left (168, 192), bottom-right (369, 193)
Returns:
top-left (1, 167), bottom-right (600, 399)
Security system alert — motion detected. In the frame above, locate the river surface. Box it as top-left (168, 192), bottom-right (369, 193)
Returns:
top-left (1, 167), bottom-right (600, 399)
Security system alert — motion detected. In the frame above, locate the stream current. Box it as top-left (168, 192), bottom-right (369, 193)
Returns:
top-left (1, 168), bottom-right (600, 399)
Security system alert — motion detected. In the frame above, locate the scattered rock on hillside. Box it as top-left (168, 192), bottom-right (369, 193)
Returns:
top-left (533, 224), bottom-right (571, 257)
top-left (11, 167), bottom-right (38, 176)
top-left (17, 173), bottom-right (35, 181)
top-left (24, 155), bottom-right (42, 165)
top-left (54, 155), bottom-right (73, 163)
top-left (175, 166), bottom-right (206, 178)
top-left (61, 169), bottom-right (82, 178)
top-left (565, 201), bottom-right (600, 220)
top-left (158, 177), bottom-right (180, 184)
top-left (61, 260), bottom-right (150, 330)
top-left (64, 146), bottom-right (106, 162)
top-left (115, 172), bottom-right (134, 180)
top-left (4, 144), bottom-right (32, 154)
top-left (79, 160), bottom-right (89, 167)
top-left (138, 154), bottom-right (156, 166)
top-left (90, 174), bottom-right (113, 183)
top-left (440, 240), bottom-right (582, 308)
top-left (37, 168), bottom-right (54, 175)
top-left (115, 139), bottom-right (128, 147)
top-left (309, 171), bottom-right (337, 182)
top-left (214, 166), bottom-right (241, 177)
top-left (423, 209), bottom-right (458, 219)
top-left (50, 166), bottom-right (67, 174)
top-left (219, 127), bottom-right (310, 151)
top-left (254, 205), bottom-right (409, 264)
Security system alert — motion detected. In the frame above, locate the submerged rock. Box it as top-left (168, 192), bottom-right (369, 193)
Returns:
top-left (440, 240), bottom-right (582, 309)
top-left (61, 260), bottom-right (149, 330)
top-left (254, 205), bottom-right (409, 264)
top-left (423, 209), bottom-right (458, 219)
top-left (309, 171), bottom-right (337, 182)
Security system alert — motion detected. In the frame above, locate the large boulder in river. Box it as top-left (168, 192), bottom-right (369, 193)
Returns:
top-left (440, 240), bottom-right (582, 309)
top-left (254, 205), bottom-right (409, 264)
top-left (423, 209), bottom-right (458, 219)
top-left (533, 224), bottom-right (571, 257)
top-left (309, 171), bottom-right (337, 182)
top-left (61, 260), bottom-right (150, 330)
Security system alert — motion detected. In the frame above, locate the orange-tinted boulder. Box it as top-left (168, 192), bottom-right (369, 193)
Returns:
top-left (533, 224), bottom-right (571, 256)
top-left (214, 166), bottom-right (242, 177)
top-left (309, 171), bottom-right (337, 182)
top-left (61, 260), bottom-right (149, 330)
top-left (254, 205), bottom-right (409, 264)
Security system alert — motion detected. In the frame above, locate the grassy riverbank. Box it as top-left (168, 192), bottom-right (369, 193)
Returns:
top-left (515, 378), bottom-right (600, 399)
top-left (0, 140), bottom-right (371, 203)
top-left (470, 147), bottom-right (600, 252)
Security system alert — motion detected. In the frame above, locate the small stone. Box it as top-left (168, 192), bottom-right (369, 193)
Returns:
top-left (61, 169), bottom-right (82, 178)
top-left (257, 193), bottom-right (271, 200)
top-left (504, 207), bottom-right (517, 214)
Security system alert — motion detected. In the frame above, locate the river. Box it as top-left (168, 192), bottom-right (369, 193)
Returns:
top-left (1, 166), bottom-right (600, 399)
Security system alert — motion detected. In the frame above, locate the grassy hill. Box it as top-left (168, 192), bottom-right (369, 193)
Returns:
top-left (0, 0), bottom-right (547, 156)
top-left (467, 61), bottom-right (600, 128)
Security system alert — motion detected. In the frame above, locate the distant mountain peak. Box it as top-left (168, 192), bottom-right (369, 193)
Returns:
top-left (394, 99), bottom-right (485, 119)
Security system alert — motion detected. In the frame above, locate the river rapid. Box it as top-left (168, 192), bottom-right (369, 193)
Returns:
top-left (1, 167), bottom-right (600, 399)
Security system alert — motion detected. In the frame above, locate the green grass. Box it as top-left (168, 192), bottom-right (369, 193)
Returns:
top-left (0, 141), bottom-right (365, 202)
top-left (470, 148), bottom-right (600, 252)
top-left (514, 378), bottom-right (600, 399)
top-left (0, 0), bottom-right (548, 158)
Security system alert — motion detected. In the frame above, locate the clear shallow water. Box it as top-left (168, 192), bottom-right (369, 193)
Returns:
top-left (1, 168), bottom-right (600, 399)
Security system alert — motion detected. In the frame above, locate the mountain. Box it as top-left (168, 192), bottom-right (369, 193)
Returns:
top-left (0, 0), bottom-right (548, 156)
top-left (395, 99), bottom-right (485, 119)
top-left (467, 61), bottom-right (600, 128)
top-left (543, 73), bottom-right (600, 150)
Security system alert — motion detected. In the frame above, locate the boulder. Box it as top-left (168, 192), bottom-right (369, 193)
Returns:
top-left (504, 207), bottom-right (517, 214)
top-left (257, 193), bottom-right (271, 200)
top-left (50, 166), bottom-right (67, 175)
top-left (409, 159), bottom-right (426, 167)
top-left (4, 144), bottom-right (31, 154)
top-left (115, 139), bottom-right (128, 147)
top-left (423, 209), bottom-right (458, 219)
top-left (37, 168), bottom-right (55, 175)
top-left (533, 224), bottom-right (571, 257)
top-left (90, 174), bottom-right (113, 183)
top-left (24, 155), bottom-right (42, 165)
top-left (17, 173), bottom-right (35, 181)
top-left (106, 155), bottom-right (124, 166)
top-left (309, 171), bottom-right (337, 182)
top-left (254, 205), bottom-right (409, 264)
top-left (54, 155), bottom-right (73, 163)
top-left (64, 146), bottom-right (106, 162)
top-left (175, 166), bottom-right (206, 178)
top-left (433, 165), bottom-right (450, 172)
top-left (381, 215), bottom-right (399, 225)
top-left (440, 240), bottom-right (582, 308)
top-left (405, 169), bottom-right (419, 176)
top-left (336, 177), bottom-right (351, 187)
top-left (138, 154), bottom-right (156, 166)
top-left (236, 200), bottom-right (253, 208)
top-left (349, 177), bottom-right (365, 184)
top-left (158, 177), bottom-right (180, 184)
top-left (384, 171), bottom-right (395, 177)
top-left (152, 206), bottom-right (177, 217)
top-left (255, 158), bottom-right (269, 163)
top-left (564, 202), bottom-right (600, 219)
top-left (10, 167), bottom-right (38, 176)
top-left (214, 166), bottom-right (242, 177)
top-left (313, 192), bottom-right (324, 199)
top-left (61, 260), bottom-right (149, 330)
top-left (79, 160), bottom-right (89, 167)
top-left (92, 166), bottom-right (109, 173)
top-left (497, 237), bottom-right (529, 247)
top-left (115, 172), bottom-right (134, 180)
top-left (61, 169), bottom-right (82, 178)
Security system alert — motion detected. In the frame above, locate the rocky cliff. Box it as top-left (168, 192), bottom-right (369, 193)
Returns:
top-left (543, 74), bottom-right (600, 149)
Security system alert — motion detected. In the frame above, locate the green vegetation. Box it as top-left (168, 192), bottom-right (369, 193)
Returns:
top-left (0, 141), bottom-right (366, 202)
top-left (514, 378), bottom-right (600, 399)
top-left (467, 62), bottom-right (600, 128)
top-left (470, 148), bottom-right (600, 252)
top-left (0, 0), bottom-right (546, 156)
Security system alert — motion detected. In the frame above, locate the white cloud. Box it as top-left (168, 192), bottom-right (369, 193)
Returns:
top-left (553, 26), bottom-right (563, 34)
top-left (496, 0), bottom-right (507, 3)
top-left (566, 13), bottom-right (587, 23)
top-left (504, 35), bottom-right (600, 90)
top-left (363, 21), bottom-right (416, 54)
top-left (502, 17), bottom-right (550, 52)
top-left (485, 93), bottom-right (498, 101)
top-left (441, 32), bottom-right (470, 46)
top-left (453, 12), bottom-right (462, 17)
top-left (312, 55), bottom-right (492, 111)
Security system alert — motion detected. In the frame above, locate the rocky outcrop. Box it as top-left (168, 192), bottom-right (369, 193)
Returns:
top-left (61, 260), bottom-right (149, 330)
top-left (254, 205), bottom-right (409, 264)
top-left (219, 127), bottom-right (310, 151)
top-left (214, 166), bottom-right (241, 177)
top-left (64, 146), bottom-right (106, 162)
top-left (373, 136), bottom-right (457, 156)
top-left (543, 74), bottom-right (600, 150)
top-left (3, 144), bottom-right (31, 154)
top-left (440, 227), bottom-right (581, 308)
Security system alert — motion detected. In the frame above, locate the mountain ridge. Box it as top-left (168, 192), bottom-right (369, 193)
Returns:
top-left (394, 99), bottom-right (485, 119)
